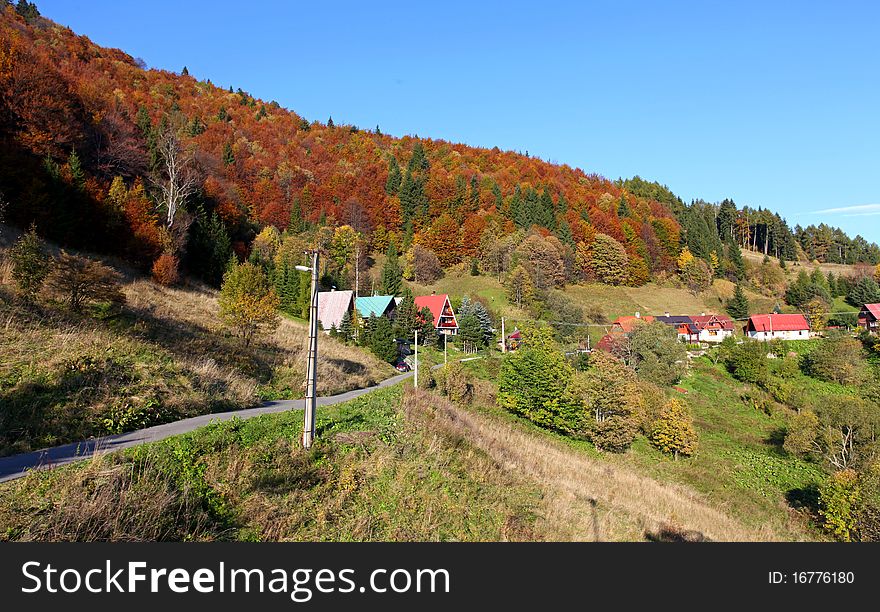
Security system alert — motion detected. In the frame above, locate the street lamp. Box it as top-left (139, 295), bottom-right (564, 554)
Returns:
top-left (296, 251), bottom-right (320, 449)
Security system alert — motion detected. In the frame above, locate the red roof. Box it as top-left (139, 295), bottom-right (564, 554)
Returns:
top-left (596, 334), bottom-right (617, 352)
top-left (414, 294), bottom-right (457, 328)
top-left (747, 313), bottom-right (809, 332)
top-left (862, 303), bottom-right (880, 319)
top-left (611, 315), bottom-right (654, 334)
top-left (691, 314), bottom-right (734, 331)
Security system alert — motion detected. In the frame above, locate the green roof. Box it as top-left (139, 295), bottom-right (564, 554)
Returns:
top-left (355, 295), bottom-right (395, 318)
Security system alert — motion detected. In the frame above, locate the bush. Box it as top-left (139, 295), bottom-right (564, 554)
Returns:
top-left (218, 259), bottom-right (280, 347)
top-left (151, 253), bottom-right (180, 286)
top-left (819, 469), bottom-right (861, 541)
top-left (801, 335), bottom-right (865, 385)
top-left (44, 251), bottom-right (125, 312)
top-left (783, 410), bottom-right (821, 458)
top-left (434, 362), bottom-right (473, 404)
top-left (591, 416), bottom-right (638, 453)
top-left (724, 340), bottom-right (768, 386)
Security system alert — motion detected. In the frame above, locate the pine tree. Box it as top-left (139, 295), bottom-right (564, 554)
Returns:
top-left (727, 284), bottom-right (750, 320)
top-left (222, 142), bottom-right (235, 166)
top-left (418, 306), bottom-right (436, 346)
top-left (381, 242), bottom-right (403, 295)
top-left (68, 149), bottom-right (85, 189)
top-left (727, 241), bottom-right (746, 281)
top-left (649, 398), bottom-right (698, 459)
top-left (181, 66), bottom-right (189, 76)
top-left (9, 226), bottom-right (50, 299)
top-left (392, 288), bottom-right (418, 341)
top-left (339, 310), bottom-right (354, 343)
top-left (385, 157), bottom-right (401, 195)
top-left (457, 313), bottom-right (484, 349)
top-left (617, 195), bottom-right (630, 217)
top-left (327, 116), bottom-right (334, 128)
top-left (369, 314), bottom-right (398, 363)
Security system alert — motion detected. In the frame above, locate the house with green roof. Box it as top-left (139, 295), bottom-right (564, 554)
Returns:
top-left (354, 295), bottom-right (396, 320)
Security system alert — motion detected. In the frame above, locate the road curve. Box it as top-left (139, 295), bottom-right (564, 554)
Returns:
top-left (0, 371), bottom-right (414, 483)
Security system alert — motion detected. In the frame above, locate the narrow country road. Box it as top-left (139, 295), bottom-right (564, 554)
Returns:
top-left (0, 371), bottom-right (414, 483)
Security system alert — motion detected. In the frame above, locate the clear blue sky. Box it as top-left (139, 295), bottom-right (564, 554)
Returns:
top-left (35, 0), bottom-right (880, 241)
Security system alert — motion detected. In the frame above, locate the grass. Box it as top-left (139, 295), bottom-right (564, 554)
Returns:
top-left (0, 385), bottom-right (545, 542)
top-left (456, 353), bottom-right (822, 540)
top-left (0, 243), bottom-right (392, 456)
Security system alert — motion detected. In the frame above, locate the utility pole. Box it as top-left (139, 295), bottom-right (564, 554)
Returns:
top-left (501, 317), bottom-right (506, 353)
top-left (414, 329), bottom-right (419, 388)
top-left (297, 250), bottom-right (320, 449)
top-left (354, 242), bottom-right (360, 300)
top-left (444, 333), bottom-right (447, 365)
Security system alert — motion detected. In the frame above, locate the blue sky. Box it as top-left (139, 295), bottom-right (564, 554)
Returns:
top-left (34, 0), bottom-right (880, 241)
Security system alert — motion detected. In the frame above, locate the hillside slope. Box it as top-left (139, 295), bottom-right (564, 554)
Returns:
top-left (0, 6), bottom-right (680, 279)
top-left (0, 225), bottom-right (392, 456)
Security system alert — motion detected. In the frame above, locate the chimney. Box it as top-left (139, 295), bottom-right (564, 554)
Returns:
top-left (635, 312), bottom-right (640, 318)
top-left (701, 312), bottom-right (706, 316)
top-left (431, 290), bottom-right (436, 295)
top-left (664, 311), bottom-right (670, 317)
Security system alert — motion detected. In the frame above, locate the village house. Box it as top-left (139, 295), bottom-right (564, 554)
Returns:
top-left (414, 293), bottom-right (458, 335)
top-left (654, 314), bottom-right (700, 343)
top-left (354, 295), bottom-right (396, 321)
top-left (316, 289), bottom-right (354, 333)
top-left (690, 314), bottom-right (735, 343)
top-left (858, 303), bottom-right (880, 334)
top-left (609, 314), bottom-right (654, 337)
top-left (744, 313), bottom-right (810, 341)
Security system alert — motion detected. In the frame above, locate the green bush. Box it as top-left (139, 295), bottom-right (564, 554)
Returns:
top-left (724, 340), bottom-right (769, 386)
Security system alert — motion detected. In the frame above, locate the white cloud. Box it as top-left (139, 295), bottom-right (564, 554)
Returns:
top-left (811, 203), bottom-right (880, 216)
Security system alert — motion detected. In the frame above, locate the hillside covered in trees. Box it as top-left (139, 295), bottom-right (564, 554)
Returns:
top-left (1, 2), bottom-right (877, 299)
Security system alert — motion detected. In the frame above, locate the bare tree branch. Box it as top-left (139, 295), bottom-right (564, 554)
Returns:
top-left (151, 124), bottom-right (200, 229)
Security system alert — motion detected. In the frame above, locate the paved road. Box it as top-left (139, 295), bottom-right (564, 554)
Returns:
top-left (0, 371), bottom-right (414, 483)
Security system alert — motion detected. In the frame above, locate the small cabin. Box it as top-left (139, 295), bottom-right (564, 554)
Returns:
top-left (316, 290), bottom-right (354, 333)
top-left (858, 303), bottom-right (880, 334)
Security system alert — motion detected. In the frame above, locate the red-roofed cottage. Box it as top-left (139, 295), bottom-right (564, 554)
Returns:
top-left (691, 314), bottom-right (735, 343)
top-left (859, 303), bottom-right (880, 334)
top-left (414, 293), bottom-right (458, 335)
top-left (610, 314), bottom-right (654, 336)
top-left (744, 313), bottom-right (810, 341)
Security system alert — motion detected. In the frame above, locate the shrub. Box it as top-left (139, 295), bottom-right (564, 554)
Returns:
top-left (591, 416), bottom-right (638, 453)
top-left (801, 336), bottom-right (865, 385)
top-left (44, 251), bottom-right (125, 312)
top-left (434, 362), bottom-right (473, 404)
top-left (8, 226), bottom-right (50, 299)
top-left (649, 397), bottom-right (698, 459)
top-left (151, 253), bottom-right (180, 286)
top-left (819, 469), bottom-right (861, 541)
top-left (218, 259), bottom-right (280, 347)
top-left (784, 409), bottom-right (821, 458)
top-left (724, 340), bottom-right (768, 386)
top-left (497, 327), bottom-right (585, 436)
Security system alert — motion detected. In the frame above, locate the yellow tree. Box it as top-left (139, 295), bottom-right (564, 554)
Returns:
top-left (650, 398), bottom-right (698, 459)
top-left (219, 260), bottom-right (280, 347)
top-left (677, 246), bottom-right (694, 270)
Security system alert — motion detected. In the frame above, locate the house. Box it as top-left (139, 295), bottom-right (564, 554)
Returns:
top-left (609, 314), bottom-right (654, 336)
top-left (316, 290), bottom-right (354, 333)
top-left (505, 329), bottom-right (522, 351)
top-left (744, 313), bottom-right (810, 341)
top-left (595, 333), bottom-right (618, 353)
top-left (654, 315), bottom-right (700, 343)
top-left (690, 314), bottom-right (735, 343)
top-left (355, 295), bottom-right (396, 321)
top-left (858, 303), bottom-right (880, 334)
top-left (414, 293), bottom-right (458, 335)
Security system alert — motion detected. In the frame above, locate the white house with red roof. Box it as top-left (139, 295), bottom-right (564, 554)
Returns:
top-left (744, 313), bottom-right (810, 341)
top-left (858, 303), bottom-right (880, 334)
top-left (414, 293), bottom-right (458, 335)
top-left (691, 314), bottom-right (735, 343)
